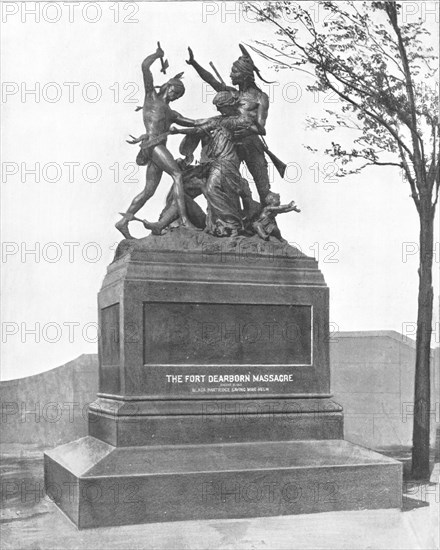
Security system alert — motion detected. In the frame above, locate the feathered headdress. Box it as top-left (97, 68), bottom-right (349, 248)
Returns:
top-left (165, 71), bottom-right (185, 90)
top-left (232, 44), bottom-right (274, 84)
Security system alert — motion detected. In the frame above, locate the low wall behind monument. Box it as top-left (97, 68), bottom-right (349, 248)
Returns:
top-left (0, 354), bottom-right (98, 448)
top-left (1, 332), bottom-right (438, 450)
top-left (331, 331), bottom-right (439, 450)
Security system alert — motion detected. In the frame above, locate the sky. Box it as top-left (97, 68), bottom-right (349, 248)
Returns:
top-left (1, 1), bottom-right (439, 380)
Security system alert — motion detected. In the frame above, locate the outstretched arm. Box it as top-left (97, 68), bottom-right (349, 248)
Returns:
top-left (186, 47), bottom-right (233, 93)
top-left (172, 111), bottom-right (214, 128)
top-left (267, 202), bottom-right (301, 214)
top-left (172, 113), bottom-right (198, 127)
top-left (171, 118), bottom-right (216, 135)
top-left (170, 126), bottom-right (204, 136)
top-left (142, 44), bottom-right (164, 95)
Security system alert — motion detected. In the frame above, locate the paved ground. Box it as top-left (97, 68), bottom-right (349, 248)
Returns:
top-left (1, 445), bottom-right (438, 550)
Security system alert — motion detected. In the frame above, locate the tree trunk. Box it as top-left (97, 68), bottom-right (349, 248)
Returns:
top-left (411, 195), bottom-right (434, 480)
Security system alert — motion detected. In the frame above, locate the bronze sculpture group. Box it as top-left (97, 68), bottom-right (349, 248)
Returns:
top-left (115, 43), bottom-right (300, 241)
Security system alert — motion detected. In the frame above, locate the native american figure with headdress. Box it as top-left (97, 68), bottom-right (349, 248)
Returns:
top-left (115, 44), bottom-right (199, 239)
top-left (186, 44), bottom-right (279, 206)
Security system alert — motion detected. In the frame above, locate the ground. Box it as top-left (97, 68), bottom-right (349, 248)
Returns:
top-left (1, 446), bottom-right (438, 550)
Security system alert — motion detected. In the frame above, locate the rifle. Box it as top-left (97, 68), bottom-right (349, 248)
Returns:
top-left (261, 137), bottom-right (287, 178)
top-left (209, 62), bottom-right (225, 85)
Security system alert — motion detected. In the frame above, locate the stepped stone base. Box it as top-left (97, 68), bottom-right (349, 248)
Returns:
top-left (88, 397), bottom-right (344, 446)
top-left (44, 437), bottom-right (402, 529)
top-left (44, 231), bottom-right (403, 528)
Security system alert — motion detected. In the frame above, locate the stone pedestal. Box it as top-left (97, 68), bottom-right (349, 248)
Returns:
top-left (45, 230), bottom-right (402, 528)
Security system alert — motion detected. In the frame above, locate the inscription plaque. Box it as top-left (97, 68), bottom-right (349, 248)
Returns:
top-left (143, 302), bottom-right (312, 366)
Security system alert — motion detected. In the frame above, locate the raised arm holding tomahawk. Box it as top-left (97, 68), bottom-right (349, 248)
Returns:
top-left (115, 43), bottom-right (198, 239)
top-left (186, 45), bottom-right (287, 206)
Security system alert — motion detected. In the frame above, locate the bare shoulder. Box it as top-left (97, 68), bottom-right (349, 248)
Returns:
top-left (258, 89), bottom-right (269, 107)
top-left (246, 87), bottom-right (269, 106)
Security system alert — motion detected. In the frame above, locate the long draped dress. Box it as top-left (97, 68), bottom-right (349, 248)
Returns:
top-left (199, 118), bottom-right (245, 236)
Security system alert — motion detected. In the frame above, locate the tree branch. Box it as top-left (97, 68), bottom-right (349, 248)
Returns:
top-left (321, 69), bottom-right (413, 159)
top-left (386, 3), bottom-right (426, 184)
top-left (351, 3), bottom-right (406, 78)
